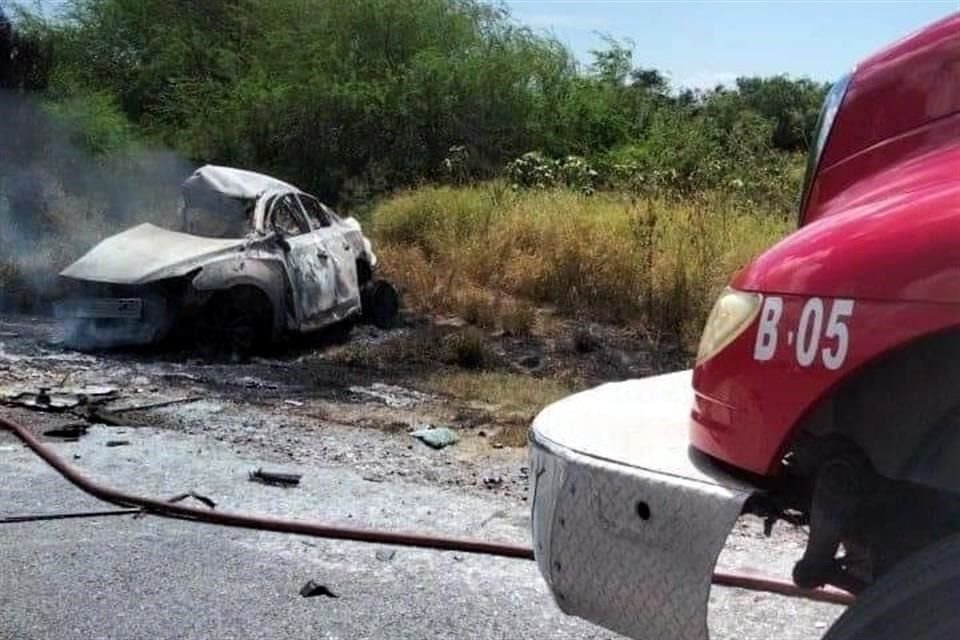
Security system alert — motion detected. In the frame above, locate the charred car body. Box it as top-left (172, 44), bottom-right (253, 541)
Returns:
top-left (57, 165), bottom-right (398, 356)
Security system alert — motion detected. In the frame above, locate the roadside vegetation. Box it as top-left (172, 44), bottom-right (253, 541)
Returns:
top-left (2, 0), bottom-right (818, 359)
top-left (373, 185), bottom-right (789, 346)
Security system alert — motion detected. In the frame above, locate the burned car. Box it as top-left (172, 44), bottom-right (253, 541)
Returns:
top-left (56, 165), bottom-right (398, 357)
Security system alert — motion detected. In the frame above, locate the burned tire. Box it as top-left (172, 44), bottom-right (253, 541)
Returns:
top-left (822, 533), bottom-right (960, 640)
top-left (193, 287), bottom-right (272, 362)
top-left (362, 279), bottom-right (400, 329)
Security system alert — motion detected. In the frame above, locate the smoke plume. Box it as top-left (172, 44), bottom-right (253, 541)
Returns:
top-left (0, 90), bottom-right (194, 312)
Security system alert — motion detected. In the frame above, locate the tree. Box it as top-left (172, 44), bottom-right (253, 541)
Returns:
top-left (630, 67), bottom-right (670, 96)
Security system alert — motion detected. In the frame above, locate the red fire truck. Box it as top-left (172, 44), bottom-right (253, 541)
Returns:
top-left (529, 13), bottom-right (960, 640)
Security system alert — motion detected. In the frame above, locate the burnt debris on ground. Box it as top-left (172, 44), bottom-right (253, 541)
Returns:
top-left (0, 310), bottom-right (686, 502)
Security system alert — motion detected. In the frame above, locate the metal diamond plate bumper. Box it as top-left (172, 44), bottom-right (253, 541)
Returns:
top-left (530, 370), bottom-right (756, 640)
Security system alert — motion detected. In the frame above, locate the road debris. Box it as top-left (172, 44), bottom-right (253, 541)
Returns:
top-left (480, 509), bottom-right (509, 528)
top-left (248, 468), bottom-right (302, 487)
top-left (43, 424), bottom-right (89, 441)
top-left (411, 426), bottom-right (459, 450)
top-left (167, 492), bottom-right (217, 509)
top-left (160, 372), bottom-right (201, 383)
top-left (112, 396), bottom-right (205, 414)
top-left (348, 383), bottom-right (432, 408)
top-left (482, 476), bottom-right (504, 489)
top-left (239, 376), bottom-right (279, 390)
top-left (283, 399), bottom-right (304, 407)
top-left (77, 404), bottom-right (125, 426)
top-left (375, 548), bottom-right (397, 562)
top-left (105, 440), bottom-right (131, 447)
top-left (299, 580), bottom-right (339, 598)
top-left (0, 384), bottom-right (118, 412)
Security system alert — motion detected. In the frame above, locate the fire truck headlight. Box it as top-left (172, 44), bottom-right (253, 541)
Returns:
top-left (696, 288), bottom-right (762, 364)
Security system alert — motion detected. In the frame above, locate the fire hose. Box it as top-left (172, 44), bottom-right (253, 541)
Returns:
top-left (0, 415), bottom-right (855, 606)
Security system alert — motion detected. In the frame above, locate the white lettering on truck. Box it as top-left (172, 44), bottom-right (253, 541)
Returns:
top-left (753, 296), bottom-right (854, 369)
top-left (753, 296), bottom-right (783, 361)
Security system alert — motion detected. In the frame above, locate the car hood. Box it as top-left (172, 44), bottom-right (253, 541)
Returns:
top-left (60, 223), bottom-right (247, 285)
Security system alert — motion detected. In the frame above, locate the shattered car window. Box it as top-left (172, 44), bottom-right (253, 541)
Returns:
top-left (270, 195), bottom-right (307, 236)
top-left (183, 203), bottom-right (251, 239)
top-left (298, 194), bottom-right (332, 229)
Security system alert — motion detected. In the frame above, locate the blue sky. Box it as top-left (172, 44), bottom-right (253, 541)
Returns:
top-left (505, 1), bottom-right (957, 89)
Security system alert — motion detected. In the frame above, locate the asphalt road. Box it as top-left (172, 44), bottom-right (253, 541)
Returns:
top-left (0, 424), bottom-right (842, 640)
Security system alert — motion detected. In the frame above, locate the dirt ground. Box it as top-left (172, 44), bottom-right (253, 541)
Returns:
top-left (0, 311), bottom-right (687, 497)
top-left (0, 312), bottom-right (844, 639)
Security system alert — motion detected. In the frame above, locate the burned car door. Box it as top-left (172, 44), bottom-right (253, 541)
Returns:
top-left (297, 194), bottom-right (362, 317)
top-left (265, 194), bottom-right (340, 329)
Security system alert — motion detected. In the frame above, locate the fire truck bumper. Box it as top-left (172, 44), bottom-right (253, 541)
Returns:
top-left (529, 370), bottom-right (756, 640)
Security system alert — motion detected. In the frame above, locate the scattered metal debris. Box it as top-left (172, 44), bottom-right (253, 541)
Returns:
top-left (348, 383), bottom-right (432, 408)
top-left (167, 492), bottom-right (217, 509)
top-left (1, 384), bottom-right (118, 416)
top-left (240, 376), bottom-right (279, 390)
top-left (482, 476), bottom-right (504, 489)
top-left (0, 384), bottom-right (118, 412)
top-left (43, 424), bottom-right (89, 441)
top-left (112, 396), bottom-right (205, 414)
top-left (299, 580), bottom-right (339, 598)
top-left (248, 468), bottom-right (302, 487)
top-left (375, 548), bottom-right (397, 562)
top-left (105, 440), bottom-right (131, 447)
top-left (160, 372), bottom-right (201, 383)
top-left (411, 426), bottom-right (459, 450)
top-left (77, 404), bottom-right (125, 426)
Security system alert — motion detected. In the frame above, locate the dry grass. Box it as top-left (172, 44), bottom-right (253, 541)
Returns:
top-left (373, 183), bottom-right (790, 348)
top-left (423, 371), bottom-right (573, 414)
top-left (331, 326), bottom-right (499, 372)
top-left (441, 327), bottom-right (490, 369)
top-left (500, 301), bottom-right (535, 337)
top-left (423, 370), bottom-right (577, 448)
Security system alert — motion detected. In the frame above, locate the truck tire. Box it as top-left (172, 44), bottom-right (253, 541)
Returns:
top-left (822, 533), bottom-right (960, 640)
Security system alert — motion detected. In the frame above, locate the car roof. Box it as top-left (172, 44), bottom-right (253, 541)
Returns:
top-left (181, 165), bottom-right (301, 207)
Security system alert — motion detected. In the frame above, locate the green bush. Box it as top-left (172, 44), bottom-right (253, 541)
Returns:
top-left (43, 92), bottom-right (134, 155)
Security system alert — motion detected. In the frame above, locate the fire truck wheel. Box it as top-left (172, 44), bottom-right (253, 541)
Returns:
top-left (821, 533), bottom-right (960, 640)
